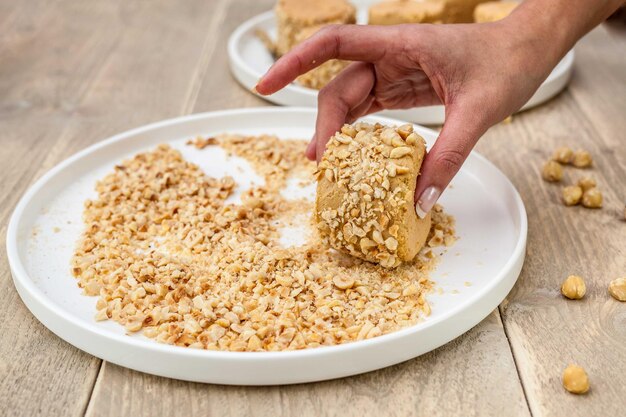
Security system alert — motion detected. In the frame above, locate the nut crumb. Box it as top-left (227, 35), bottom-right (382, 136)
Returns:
top-left (186, 136), bottom-right (218, 149)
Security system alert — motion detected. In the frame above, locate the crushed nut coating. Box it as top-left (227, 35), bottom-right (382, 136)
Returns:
top-left (71, 134), bottom-right (455, 352)
top-left (316, 122), bottom-right (454, 268)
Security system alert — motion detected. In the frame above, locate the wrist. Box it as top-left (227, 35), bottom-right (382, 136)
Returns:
top-left (500, 8), bottom-right (568, 70)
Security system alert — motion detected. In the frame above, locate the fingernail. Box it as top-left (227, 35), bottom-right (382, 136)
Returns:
top-left (415, 186), bottom-right (441, 219)
top-left (306, 135), bottom-right (316, 154)
top-left (253, 77), bottom-right (264, 95)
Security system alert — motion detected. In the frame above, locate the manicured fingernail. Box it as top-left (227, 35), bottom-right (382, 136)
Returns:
top-left (253, 77), bottom-right (264, 94)
top-left (415, 186), bottom-right (441, 219)
top-left (306, 136), bottom-right (316, 154)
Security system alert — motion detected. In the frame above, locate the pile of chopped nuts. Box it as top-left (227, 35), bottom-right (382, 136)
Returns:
top-left (541, 146), bottom-right (604, 209)
top-left (71, 134), bottom-right (456, 352)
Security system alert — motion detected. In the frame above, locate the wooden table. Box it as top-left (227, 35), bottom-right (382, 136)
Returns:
top-left (1, 1), bottom-right (625, 416)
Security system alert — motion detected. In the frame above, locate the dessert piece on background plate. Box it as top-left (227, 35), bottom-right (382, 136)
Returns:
top-left (427, 0), bottom-right (492, 23)
top-left (275, 0), bottom-right (356, 57)
top-left (474, 1), bottom-right (519, 23)
top-left (369, 0), bottom-right (446, 25)
top-left (294, 25), bottom-right (350, 89)
top-left (316, 122), bottom-right (432, 268)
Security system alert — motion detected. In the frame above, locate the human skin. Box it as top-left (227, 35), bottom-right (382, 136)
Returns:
top-left (255, 0), bottom-right (623, 217)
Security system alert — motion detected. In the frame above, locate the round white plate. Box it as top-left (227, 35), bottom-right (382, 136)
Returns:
top-left (7, 107), bottom-right (526, 385)
top-left (228, 6), bottom-right (575, 125)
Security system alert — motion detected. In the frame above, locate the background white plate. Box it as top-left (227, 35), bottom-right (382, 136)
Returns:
top-left (228, 6), bottom-right (575, 125)
top-left (7, 107), bottom-right (526, 385)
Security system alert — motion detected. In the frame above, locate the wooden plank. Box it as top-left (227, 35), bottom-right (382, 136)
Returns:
top-left (0, 2), bottom-right (126, 416)
top-left (0, 0), bottom-right (225, 416)
top-left (85, 312), bottom-right (529, 417)
top-left (478, 36), bottom-right (626, 414)
top-left (190, 0), bottom-right (270, 113)
top-left (566, 24), bottom-right (626, 149)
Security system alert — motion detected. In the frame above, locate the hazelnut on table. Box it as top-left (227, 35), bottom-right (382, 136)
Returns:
top-left (577, 176), bottom-right (596, 191)
top-left (581, 188), bottom-right (603, 208)
top-left (275, 0), bottom-right (356, 56)
top-left (542, 160), bottom-right (564, 182)
top-left (561, 275), bottom-right (586, 300)
top-left (552, 146), bottom-right (574, 164)
top-left (562, 186), bottom-right (583, 206)
top-left (562, 364), bottom-right (590, 394)
top-left (608, 277), bottom-right (626, 301)
top-left (571, 149), bottom-right (593, 168)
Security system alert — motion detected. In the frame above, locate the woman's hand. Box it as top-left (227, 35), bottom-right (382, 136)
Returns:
top-left (255, 0), bottom-right (621, 216)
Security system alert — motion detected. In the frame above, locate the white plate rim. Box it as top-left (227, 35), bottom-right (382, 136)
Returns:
top-left (227, 10), bottom-right (575, 124)
top-left (7, 107), bottom-right (527, 383)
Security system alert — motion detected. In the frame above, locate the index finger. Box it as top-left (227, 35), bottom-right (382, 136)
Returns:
top-left (255, 25), bottom-right (401, 95)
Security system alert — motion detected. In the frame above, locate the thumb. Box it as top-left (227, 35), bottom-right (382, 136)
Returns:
top-left (414, 101), bottom-right (490, 218)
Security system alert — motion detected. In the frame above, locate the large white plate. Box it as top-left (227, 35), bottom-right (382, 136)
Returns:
top-left (7, 107), bottom-right (526, 385)
top-left (228, 6), bottom-right (575, 125)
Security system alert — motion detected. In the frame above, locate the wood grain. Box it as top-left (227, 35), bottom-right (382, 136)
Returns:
top-left (0, 1), bottom-right (624, 416)
top-left (0, 0), bottom-right (225, 416)
top-left (85, 312), bottom-right (529, 417)
top-left (475, 28), bottom-right (626, 416)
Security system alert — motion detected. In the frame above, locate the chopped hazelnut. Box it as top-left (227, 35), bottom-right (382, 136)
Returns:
top-left (542, 160), bottom-right (563, 182)
top-left (333, 275), bottom-right (355, 290)
top-left (577, 177), bottom-right (596, 192)
top-left (561, 275), bottom-right (586, 300)
top-left (552, 147), bottom-right (573, 164)
top-left (69, 136), bottom-right (453, 352)
top-left (562, 186), bottom-right (583, 206)
top-left (581, 188), bottom-right (603, 208)
top-left (571, 150), bottom-right (592, 168)
top-left (562, 364), bottom-right (590, 394)
top-left (608, 277), bottom-right (626, 301)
